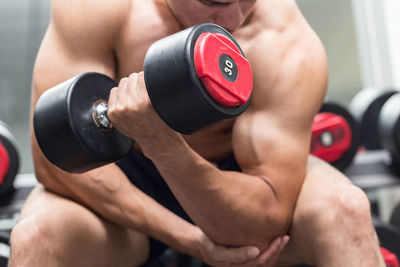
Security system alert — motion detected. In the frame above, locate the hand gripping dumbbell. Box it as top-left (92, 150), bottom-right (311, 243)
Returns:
top-left (34, 23), bottom-right (253, 173)
top-left (0, 121), bottom-right (19, 198)
top-left (310, 102), bottom-right (360, 171)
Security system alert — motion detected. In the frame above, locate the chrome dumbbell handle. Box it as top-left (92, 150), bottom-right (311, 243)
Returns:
top-left (92, 100), bottom-right (113, 131)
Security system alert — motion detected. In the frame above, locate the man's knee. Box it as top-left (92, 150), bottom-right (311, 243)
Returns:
top-left (10, 216), bottom-right (52, 266)
top-left (9, 199), bottom-right (93, 266)
top-left (301, 182), bottom-right (372, 233)
top-left (10, 197), bottom-right (150, 267)
top-left (336, 185), bottom-right (371, 222)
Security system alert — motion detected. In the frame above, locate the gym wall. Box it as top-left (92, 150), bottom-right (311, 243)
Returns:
top-left (0, 0), bottom-right (364, 173)
top-left (0, 0), bottom-right (50, 173)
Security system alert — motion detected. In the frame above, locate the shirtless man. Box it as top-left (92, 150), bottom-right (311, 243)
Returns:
top-left (9, 0), bottom-right (384, 266)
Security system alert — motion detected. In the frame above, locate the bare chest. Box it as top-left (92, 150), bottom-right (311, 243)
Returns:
top-left (113, 1), bottom-right (255, 160)
top-left (114, 0), bottom-right (254, 77)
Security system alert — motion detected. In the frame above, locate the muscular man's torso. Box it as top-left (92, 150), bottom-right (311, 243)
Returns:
top-left (114, 0), bottom-right (261, 162)
top-left (31, 0), bottom-right (326, 234)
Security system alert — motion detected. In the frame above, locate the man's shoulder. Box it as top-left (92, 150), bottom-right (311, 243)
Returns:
top-left (249, 0), bottom-right (302, 32)
top-left (238, 0), bottom-right (327, 114)
top-left (235, 0), bottom-right (304, 51)
top-left (51, 0), bottom-right (132, 41)
top-left (238, 0), bottom-right (318, 53)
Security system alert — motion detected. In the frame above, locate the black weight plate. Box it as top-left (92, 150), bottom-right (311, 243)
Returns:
top-left (0, 232), bottom-right (9, 245)
top-left (0, 253), bottom-right (7, 267)
top-left (349, 88), bottom-right (398, 149)
top-left (144, 23), bottom-right (251, 134)
top-left (390, 201), bottom-right (400, 231)
top-left (0, 256), bottom-right (7, 267)
top-left (373, 216), bottom-right (400, 259)
top-left (0, 231), bottom-right (9, 267)
top-left (319, 102), bottom-right (359, 171)
top-left (0, 122), bottom-right (19, 198)
top-left (34, 73), bottom-right (133, 173)
top-left (379, 94), bottom-right (400, 164)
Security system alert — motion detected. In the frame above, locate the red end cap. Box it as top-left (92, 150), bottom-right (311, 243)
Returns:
top-left (0, 141), bottom-right (10, 185)
top-left (310, 113), bottom-right (352, 163)
top-left (194, 32), bottom-right (253, 107)
top-left (381, 247), bottom-right (400, 267)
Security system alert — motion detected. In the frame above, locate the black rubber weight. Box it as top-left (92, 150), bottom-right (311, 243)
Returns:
top-left (33, 73), bottom-right (133, 173)
top-left (0, 233), bottom-right (9, 267)
top-left (390, 201), bottom-right (400, 231)
top-left (378, 93), bottom-right (400, 163)
top-left (144, 23), bottom-right (250, 134)
top-left (319, 102), bottom-right (359, 171)
top-left (373, 216), bottom-right (400, 259)
top-left (349, 88), bottom-right (398, 149)
top-left (0, 122), bottom-right (19, 198)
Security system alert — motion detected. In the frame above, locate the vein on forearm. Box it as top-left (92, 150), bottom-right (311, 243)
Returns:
top-left (146, 138), bottom-right (285, 248)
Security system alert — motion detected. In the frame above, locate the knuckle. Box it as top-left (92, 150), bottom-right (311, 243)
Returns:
top-left (129, 72), bottom-right (138, 80)
top-left (107, 106), bottom-right (115, 116)
top-left (107, 104), bottom-right (118, 115)
top-left (115, 102), bottom-right (125, 112)
top-left (118, 77), bottom-right (128, 86)
top-left (109, 87), bottom-right (118, 98)
top-left (114, 105), bottom-right (128, 118)
top-left (136, 98), bottom-right (146, 109)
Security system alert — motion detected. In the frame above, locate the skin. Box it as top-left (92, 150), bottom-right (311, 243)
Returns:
top-left (107, 0), bottom-right (327, 248)
top-left (17, 0), bottom-right (382, 266)
top-left (27, 0), bottom-right (303, 264)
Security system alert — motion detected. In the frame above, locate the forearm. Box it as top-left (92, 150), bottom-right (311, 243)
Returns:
top-left (140, 132), bottom-right (292, 248)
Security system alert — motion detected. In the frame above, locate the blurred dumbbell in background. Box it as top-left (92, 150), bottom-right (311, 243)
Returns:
top-left (0, 121), bottom-right (19, 266)
top-left (310, 102), bottom-right (360, 171)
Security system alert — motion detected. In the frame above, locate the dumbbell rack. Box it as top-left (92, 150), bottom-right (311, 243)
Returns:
top-left (346, 150), bottom-right (400, 190)
top-left (0, 174), bottom-right (36, 266)
top-left (0, 153), bottom-right (399, 267)
top-left (0, 173), bottom-right (36, 228)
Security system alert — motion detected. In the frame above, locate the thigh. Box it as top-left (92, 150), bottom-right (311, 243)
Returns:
top-left (13, 185), bottom-right (150, 267)
top-left (276, 157), bottom-right (355, 266)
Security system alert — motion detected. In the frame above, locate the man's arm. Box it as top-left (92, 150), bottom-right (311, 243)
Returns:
top-left (31, 0), bottom-right (262, 262)
top-left (31, 0), bottom-right (195, 254)
top-left (109, 1), bottom-right (328, 250)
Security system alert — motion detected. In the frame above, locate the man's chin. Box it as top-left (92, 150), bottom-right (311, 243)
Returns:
top-left (178, 19), bottom-right (241, 33)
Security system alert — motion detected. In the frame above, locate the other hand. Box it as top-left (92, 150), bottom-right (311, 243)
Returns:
top-left (192, 226), bottom-right (289, 267)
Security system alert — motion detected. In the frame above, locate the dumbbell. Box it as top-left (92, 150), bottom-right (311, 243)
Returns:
top-left (0, 122), bottom-right (19, 200)
top-left (34, 23), bottom-right (253, 173)
top-left (350, 88), bottom-right (400, 167)
top-left (373, 215), bottom-right (400, 260)
top-left (381, 247), bottom-right (400, 267)
top-left (0, 241), bottom-right (8, 267)
top-left (0, 231), bottom-right (9, 267)
top-left (310, 102), bottom-right (359, 171)
top-left (349, 87), bottom-right (398, 150)
top-left (373, 216), bottom-right (400, 266)
top-left (390, 201), bottom-right (400, 232)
